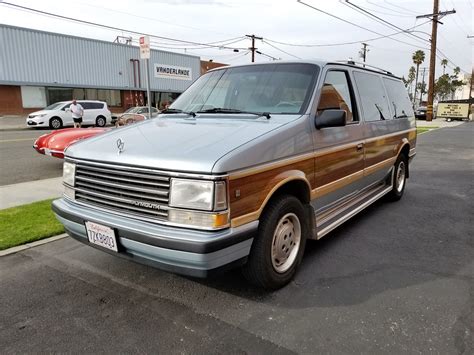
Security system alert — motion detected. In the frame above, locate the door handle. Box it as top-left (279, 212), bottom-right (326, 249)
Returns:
top-left (356, 143), bottom-right (364, 151)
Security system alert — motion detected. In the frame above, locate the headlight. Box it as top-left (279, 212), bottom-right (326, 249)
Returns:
top-left (63, 161), bottom-right (76, 186)
top-left (168, 179), bottom-right (229, 229)
top-left (37, 114), bottom-right (47, 117)
top-left (169, 179), bottom-right (228, 211)
top-left (169, 179), bottom-right (215, 211)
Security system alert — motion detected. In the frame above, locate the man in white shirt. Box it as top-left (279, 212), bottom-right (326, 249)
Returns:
top-left (70, 100), bottom-right (84, 128)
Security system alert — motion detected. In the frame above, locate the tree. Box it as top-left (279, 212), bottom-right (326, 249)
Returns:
top-left (434, 68), bottom-right (467, 101)
top-left (434, 74), bottom-right (451, 101)
top-left (407, 66), bottom-right (416, 95)
top-left (412, 50), bottom-right (426, 105)
top-left (441, 59), bottom-right (448, 75)
top-left (417, 82), bottom-right (427, 102)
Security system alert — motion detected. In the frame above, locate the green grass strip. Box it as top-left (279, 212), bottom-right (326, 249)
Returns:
top-left (417, 126), bottom-right (439, 135)
top-left (0, 199), bottom-right (65, 251)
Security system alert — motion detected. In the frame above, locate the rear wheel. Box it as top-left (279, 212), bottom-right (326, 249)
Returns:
top-left (49, 117), bottom-right (63, 129)
top-left (96, 115), bottom-right (106, 127)
top-left (243, 195), bottom-right (308, 289)
top-left (386, 154), bottom-right (407, 201)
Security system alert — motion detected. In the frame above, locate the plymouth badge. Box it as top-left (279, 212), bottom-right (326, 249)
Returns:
top-left (117, 138), bottom-right (125, 154)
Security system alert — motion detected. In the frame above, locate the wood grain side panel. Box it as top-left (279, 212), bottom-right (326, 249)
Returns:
top-left (314, 144), bottom-right (364, 188)
top-left (365, 130), bottom-right (413, 168)
top-left (228, 158), bottom-right (314, 220)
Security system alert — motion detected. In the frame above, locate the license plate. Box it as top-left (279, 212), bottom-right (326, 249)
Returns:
top-left (85, 221), bottom-right (118, 252)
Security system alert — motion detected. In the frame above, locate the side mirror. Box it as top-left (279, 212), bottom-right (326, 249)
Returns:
top-left (315, 109), bottom-right (346, 129)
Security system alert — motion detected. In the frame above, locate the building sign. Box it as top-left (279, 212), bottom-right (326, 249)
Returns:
top-left (139, 36), bottom-right (150, 59)
top-left (437, 103), bottom-right (470, 119)
top-left (154, 64), bottom-right (192, 81)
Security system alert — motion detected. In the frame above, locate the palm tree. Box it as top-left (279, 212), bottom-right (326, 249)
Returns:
top-left (408, 66), bottom-right (416, 96)
top-left (441, 59), bottom-right (448, 75)
top-left (412, 50), bottom-right (425, 105)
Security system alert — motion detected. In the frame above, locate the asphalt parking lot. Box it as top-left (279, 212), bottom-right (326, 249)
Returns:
top-left (0, 129), bottom-right (62, 185)
top-left (1, 123), bottom-right (472, 353)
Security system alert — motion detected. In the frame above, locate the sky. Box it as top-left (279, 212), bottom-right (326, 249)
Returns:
top-left (0, 0), bottom-right (472, 78)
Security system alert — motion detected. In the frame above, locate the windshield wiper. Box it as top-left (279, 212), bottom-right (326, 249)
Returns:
top-left (161, 108), bottom-right (196, 117)
top-left (197, 108), bottom-right (271, 119)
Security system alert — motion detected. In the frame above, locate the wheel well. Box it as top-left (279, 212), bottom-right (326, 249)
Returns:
top-left (96, 115), bottom-right (106, 120)
top-left (266, 179), bottom-right (311, 207)
top-left (50, 116), bottom-right (61, 121)
top-left (399, 144), bottom-right (410, 177)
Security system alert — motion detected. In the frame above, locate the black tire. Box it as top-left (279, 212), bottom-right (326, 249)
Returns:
top-left (96, 115), bottom-right (106, 127)
top-left (386, 154), bottom-right (408, 201)
top-left (242, 195), bottom-right (308, 289)
top-left (49, 117), bottom-right (63, 129)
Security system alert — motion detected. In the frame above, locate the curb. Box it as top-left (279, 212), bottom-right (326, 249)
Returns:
top-left (0, 234), bottom-right (67, 257)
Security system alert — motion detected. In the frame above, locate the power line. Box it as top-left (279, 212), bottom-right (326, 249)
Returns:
top-left (0, 2), bottom-right (244, 50)
top-left (262, 41), bottom-right (302, 59)
top-left (78, 2), bottom-right (239, 37)
top-left (382, 0), bottom-right (420, 15)
top-left (264, 20), bottom-right (431, 47)
top-left (297, 0), bottom-right (468, 73)
top-left (343, 0), bottom-right (431, 45)
top-left (366, 0), bottom-right (418, 16)
top-left (296, 0), bottom-right (433, 49)
top-left (353, 3), bottom-right (414, 18)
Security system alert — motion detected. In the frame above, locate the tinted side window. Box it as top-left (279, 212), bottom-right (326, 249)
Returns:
top-left (353, 72), bottom-right (391, 122)
top-left (91, 102), bottom-right (104, 109)
top-left (383, 78), bottom-right (414, 119)
top-left (318, 71), bottom-right (357, 122)
top-left (81, 102), bottom-right (91, 110)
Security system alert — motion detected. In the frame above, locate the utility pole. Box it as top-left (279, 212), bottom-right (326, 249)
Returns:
top-left (359, 43), bottom-right (368, 67)
top-left (246, 34), bottom-right (263, 63)
top-left (417, 2), bottom-right (456, 121)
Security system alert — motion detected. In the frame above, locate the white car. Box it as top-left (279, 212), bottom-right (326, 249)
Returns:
top-left (26, 100), bottom-right (112, 129)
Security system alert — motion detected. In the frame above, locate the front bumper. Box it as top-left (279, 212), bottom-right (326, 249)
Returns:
top-left (52, 198), bottom-right (257, 277)
top-left (27, 119), bottom-right (46, 127)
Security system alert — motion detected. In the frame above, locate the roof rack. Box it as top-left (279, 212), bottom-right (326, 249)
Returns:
top-left (334, 60), bottom-right (393, 75)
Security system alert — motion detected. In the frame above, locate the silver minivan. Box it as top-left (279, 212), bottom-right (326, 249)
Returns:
top-left (53, 60), bottom-right (416, 289)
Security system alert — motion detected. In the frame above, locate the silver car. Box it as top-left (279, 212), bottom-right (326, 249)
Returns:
top-left (53, 60), bottom-right (416, 289)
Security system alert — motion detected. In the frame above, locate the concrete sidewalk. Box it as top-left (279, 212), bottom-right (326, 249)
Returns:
top-left (415, 118), bottom-right (467, 128)
top-left (0, 115), bottom-right (28, 131)
top-left (0, 177), bottom-right (63, 209)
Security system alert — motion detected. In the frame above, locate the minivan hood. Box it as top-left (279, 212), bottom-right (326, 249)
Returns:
top-left (66, 115), bottom-right (297, 173)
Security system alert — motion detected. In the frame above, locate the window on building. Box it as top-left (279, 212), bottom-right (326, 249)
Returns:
top-left (72, 88), bottom-right (85, 100)
top-left (97, 89), bottom-right (121, 106)
top-left (85, 89), bottom-right (98, 100)
top-left (21, 86), bottom-right (46, 108)
top-left (47, 87), bottom-right (73, 105)
top-left (317, 71), bottom-right (357, 122)
top-left (353, 72), bottom-right (391, 121)
top-left (382, 78), bottom-right (414, 119)
top-left (154, 92), bottom-right (180, 110)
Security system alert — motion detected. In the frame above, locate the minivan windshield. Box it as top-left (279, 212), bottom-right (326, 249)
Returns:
top-left (44, 102), bottom-right (65, 110)
top-left (170, 63), bottom-right (319, 116)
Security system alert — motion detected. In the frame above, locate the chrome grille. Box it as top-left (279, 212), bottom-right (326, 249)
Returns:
top-left (74, 162), bottom-right (170, 222)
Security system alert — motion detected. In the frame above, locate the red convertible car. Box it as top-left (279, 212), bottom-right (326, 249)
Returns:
top-left (33, 127), bottom-right (110, 159)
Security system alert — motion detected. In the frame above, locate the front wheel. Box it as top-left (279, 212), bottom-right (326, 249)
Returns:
top-left (49, 117), bottom-right (63, 129)
top-left (386, 154), bottom-right (407, 201)
top-left (242, 195), bottom-right (308, 289)
top-left (96, 116), bottom-right (106, 127)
